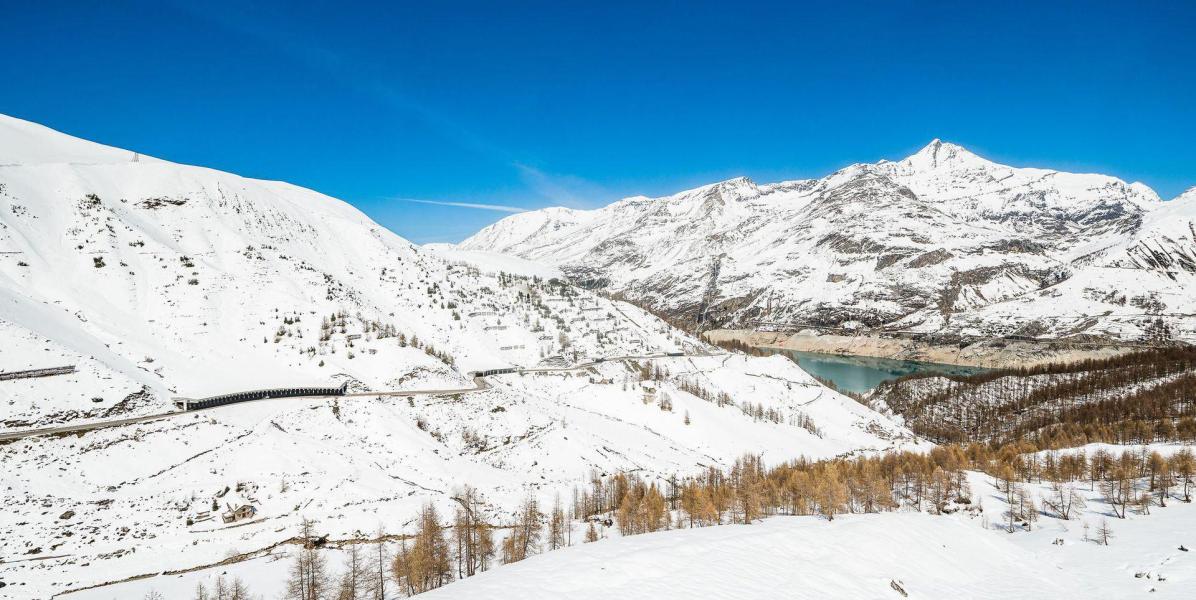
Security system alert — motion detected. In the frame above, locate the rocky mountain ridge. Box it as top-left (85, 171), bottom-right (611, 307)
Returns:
top-left (462, 141), bottom-right (1196, 344)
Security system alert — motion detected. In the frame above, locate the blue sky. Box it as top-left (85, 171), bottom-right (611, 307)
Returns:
top-left (2, 1), bottom-right (1193, 243)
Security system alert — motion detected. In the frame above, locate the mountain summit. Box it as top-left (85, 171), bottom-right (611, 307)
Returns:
top-left (902, 139), bottom-right (989, 170)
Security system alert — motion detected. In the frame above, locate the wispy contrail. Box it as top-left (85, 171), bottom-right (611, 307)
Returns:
top-left (401, 198), bottom-right (527, 213)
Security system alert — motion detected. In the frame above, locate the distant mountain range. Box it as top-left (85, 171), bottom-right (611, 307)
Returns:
top-left (462, 140), bottom-right (1196, 343)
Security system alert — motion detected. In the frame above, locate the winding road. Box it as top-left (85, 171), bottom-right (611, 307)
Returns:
top-left (0, 351), bottom-right (719, 443)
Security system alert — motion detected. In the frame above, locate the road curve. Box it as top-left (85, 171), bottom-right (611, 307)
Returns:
top-left (0, 352), bottom-right (719, 443)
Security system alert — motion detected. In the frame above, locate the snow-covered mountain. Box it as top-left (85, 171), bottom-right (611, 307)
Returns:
top-left (1109, 187), bottom-right (1196, 275)
top-left (462, 141), bottom-right (1196, 343)
top-left (0, 114), bottom-right (919, 598)
top-left (0, 111), bottom-right (703, 428)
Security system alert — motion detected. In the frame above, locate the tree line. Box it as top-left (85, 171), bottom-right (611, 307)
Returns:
top-left (876, 347), bottom-right (1196, 447)
top-left (156, 439), bottom-right (1184, 600)
top-left (639, 361), bottom-right (823, 435)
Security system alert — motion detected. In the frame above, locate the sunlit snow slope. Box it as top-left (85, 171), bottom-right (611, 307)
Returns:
top-left (414, 468), bottom-right (1196, 600)
top-left (0, 113), bottom-right (687, 428)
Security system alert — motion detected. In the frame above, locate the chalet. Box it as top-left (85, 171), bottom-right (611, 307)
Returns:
top-left (221, 504), bottom-right (257, 524)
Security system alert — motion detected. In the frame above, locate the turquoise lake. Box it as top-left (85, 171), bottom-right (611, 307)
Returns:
top-left (766, 349), bottom-right (990, 394)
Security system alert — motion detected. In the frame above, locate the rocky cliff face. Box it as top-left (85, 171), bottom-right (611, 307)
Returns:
top-left (462, 141), bottom-right (1196, 343)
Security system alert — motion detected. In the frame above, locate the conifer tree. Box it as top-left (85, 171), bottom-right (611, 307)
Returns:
top-left (392, 503), bottom-right (453, 595)
top-left (368, 525), bottom-right (388, 600)
top-left (502, 495), bottom-right (544, 564)
top-left (1172, 448), bottom-right (1195, 502)
top-left (286, 518), bottom-right (330, 600)
top-left (337, 544), bottom-right (367, 600)
top-left (548, 494), bottom-right (567, 550)
top-left (815, 464), bottom-right (847, 520)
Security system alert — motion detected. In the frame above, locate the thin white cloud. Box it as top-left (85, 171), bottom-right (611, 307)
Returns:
top-left (401, 198), bottom-right (527, 213)
top-left (515, 163), bottom-right (608, 208)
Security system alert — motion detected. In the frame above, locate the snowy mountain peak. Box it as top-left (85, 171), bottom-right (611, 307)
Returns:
top-left (672, 176), bottom-right (758, 200)
top-left (463, 141), bottom-right (1196, 341)
top-left (0, 113), bottom-right (160, 166)
top-left (718, 175), bottom-right (754, 187)
top-left (1173, 186), bottom-right (1196, 203)
top-left (902, 138), bottom-right (991, 171)
top-left (917, 137), bottom-right (946, 156)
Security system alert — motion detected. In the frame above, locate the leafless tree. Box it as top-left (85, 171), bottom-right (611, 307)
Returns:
top-left (338, 544), bottom-right (368, 600)
top-left (1096, 518), bottom-right (1114, 546)
top-left (286, 518), bottom-right (330, 600)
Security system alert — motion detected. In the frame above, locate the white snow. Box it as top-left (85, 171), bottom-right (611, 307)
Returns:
top-left (5, 115), bottom-right (1191, 600)
top-left (0, 114), bottom-right (923, 599)
top-left (461, 141), bottom-right (1196, 343)
top-left (0, 113), bottom-right (163, 166)
top-left (422, 243), bottom-right (564, 279)
top-left (412, 475), bottom-right (1196, 600)
top-left (67, 455), bottom-right (1196, 600)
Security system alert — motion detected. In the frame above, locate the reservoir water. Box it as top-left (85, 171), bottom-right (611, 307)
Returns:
top-left (766, 349), bottom-right (990, 395)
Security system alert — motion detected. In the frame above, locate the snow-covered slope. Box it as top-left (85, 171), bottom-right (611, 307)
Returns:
top-left (413, 516), bottom-right (1066, 600)
top-left (0, 112), bottom-right (706, 428)
top-left (67, 454), bottom-right (1196, 600)
top-left (1109, 189), bottom-right (1196, 274)
top-left (0, 114), bottom-right (921, 598)
top-left (0, 113), bottom-right (166, 166)
top-left (1, 353), bottom-right (921, 598)
top-left (423, 243), bottom-right (565, 279)
top-left (410, 466), bottom-right (1196, 600)
top-left (462, 141), bottom-right (1196, 343)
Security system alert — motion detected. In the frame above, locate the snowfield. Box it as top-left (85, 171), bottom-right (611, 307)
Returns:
top-left (0, 110), bottom-right (701, 430)
top-left (419, 514), bottom-right (1073, 600)
top-left (416, 472), bottom-right (1196, 600)
top-left (58, 462), bottom-right (1196, 600)
top-left (422, 243), bottom-right (564, 280)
